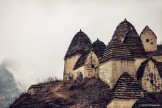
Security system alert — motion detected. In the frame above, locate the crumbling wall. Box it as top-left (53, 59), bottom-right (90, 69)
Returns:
top-left (73, 66), bottom-right (84, 80)
top-left (64, 55), bottom-right (80, 80)
top-left (84, 51), bottom-right (100, 78)
top-left (141, 60), bottom-right (162, 92)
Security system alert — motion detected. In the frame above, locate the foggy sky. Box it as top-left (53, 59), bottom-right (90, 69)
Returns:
top-left (0, 0), bottom-right (162, 90)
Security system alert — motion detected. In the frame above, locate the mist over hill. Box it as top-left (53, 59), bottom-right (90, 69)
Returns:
top-left (0, 64), bottom-right (21, 108)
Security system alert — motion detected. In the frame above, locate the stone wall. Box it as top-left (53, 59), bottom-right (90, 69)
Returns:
top-left (64, 55), bottom-right (80, 80)
top-left (84, 51), bottom-right (100, 78)
top-left (70, 51), bottom-right (100, 80)
top-left (140, 30), bottom-right (157, 52)
top-left (135, 58), bottom-right (147, 73)
top-left (73, 66), bottom-right (84, 79)
top-left (99, 60), bottom-right (136, 88)
top-left (107, 98), bottom-right (137, 108)
top-left (99, 61), bottom-right (113, 87)
top-left (153, 56), bottom-right (162, 62)
top-left (141, 60), bottom-right (162, 92)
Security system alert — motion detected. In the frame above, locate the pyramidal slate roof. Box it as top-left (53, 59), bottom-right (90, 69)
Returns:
top-left (113, 72), bottom-right (142, 99)
top-left (112, 18), bottom-right (134, 40)
top-left (92, 38), bottom-right (106, 59)
top-left (73, 39), bottom-right (106, 70)
top-left (123, 29), bottom-right (147, 57)
top-left (65, 30), bottom-right (92, 59)
top-left (137, 58), bottom-right (162, 80)
top-left (132, 92), bottom-right (161, 108)
top-left (140, 26), bottom-right (157, 38)
top-left (101, 39), bottom-right (135, 63)
top-left (101, 19), bottom-right (146, 63)
top-left (133, 98), bottom-right (160, 108)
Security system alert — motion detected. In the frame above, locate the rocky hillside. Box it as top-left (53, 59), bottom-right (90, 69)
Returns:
top-left (9, 76), bottom-right (162, 108)
top-left (9, 77), bottom-right (112, 108)
top-left (0, 65), bottom-right (20, 108)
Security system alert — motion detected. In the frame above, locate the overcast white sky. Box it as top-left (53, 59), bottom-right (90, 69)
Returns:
top-left (0, 0), bottom-right (162, 90)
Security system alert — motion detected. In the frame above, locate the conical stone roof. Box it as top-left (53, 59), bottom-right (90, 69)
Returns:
top-left (92, 38), bottom-right (106, 59)
top-left (101, 19), bottom-right (146, 63)
top-left (65, 30), bottom-right (92, 59)
top-left (113, 72), bottom-right (142, 99)
top-left (123, 29), bottom-right (147, 57)
top-left (101, 39), bottom-right (134, 63)
top-left (112, 19), bottom-right (135, 40)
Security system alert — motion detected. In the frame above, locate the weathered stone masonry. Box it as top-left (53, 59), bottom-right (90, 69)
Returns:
top-left (63, 19), bottom-right (162, 93)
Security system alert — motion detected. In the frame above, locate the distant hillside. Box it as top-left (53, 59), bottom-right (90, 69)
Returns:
top-left (0, 65), bottom-right (20, 108)
top-left (10, 77), bottom-right (112, 108)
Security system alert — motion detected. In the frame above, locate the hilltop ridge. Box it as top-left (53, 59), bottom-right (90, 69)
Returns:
top-left (10, 77), bottom-right (112, 108)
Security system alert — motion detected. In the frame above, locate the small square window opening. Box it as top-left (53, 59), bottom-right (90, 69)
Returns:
top-left (146, 39), bottom-right (149, 42)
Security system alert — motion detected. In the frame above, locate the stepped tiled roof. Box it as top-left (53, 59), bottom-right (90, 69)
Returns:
top-left (124, 29), bottom-right (147, 57)
top-left (140, 26), bottom-right (157, 38)
top-left (92, 38), bottom-right (106, 59)
top-left (147, 51), bottom-right (162, 56)
top-left (132, 92), bottom-right (161, 108)
top-left (101, 39), bottom-right (135, 63)
top-left (113, 72), bottom-right (142, 99)
top-left (65, 30), bottom-right (92, 59)
top-left (74, 38), bottom-right (106, 69)
top-left (133, 98), bottom-right (160, 108)
top-left (112, 19), bottom-right (134, 40)
top-left (101, 19), bottom-right (146, 63)
top-left (137, 58), bottom-right (162, 80)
